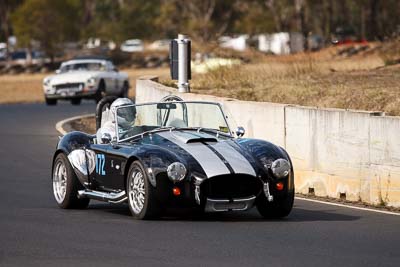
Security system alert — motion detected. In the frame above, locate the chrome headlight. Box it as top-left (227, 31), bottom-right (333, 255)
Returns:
top-left (167, 162), bottom-right (187, 182)
top-left (43, 77), bottom-right (51, 86)
top-left (87, 77), bottom-right (96, 85)
top-left (271, 159), bottom-right (291, 178)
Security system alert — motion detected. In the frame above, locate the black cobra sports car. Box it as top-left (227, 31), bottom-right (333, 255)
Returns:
top-left (52, 96), bottom-right (294, 219)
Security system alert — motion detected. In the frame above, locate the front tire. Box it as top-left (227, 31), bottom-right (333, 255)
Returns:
top-left (45, 98), bottom-right (57, 105)
top-left (71, 98), bottom-right (81, 105)
top-left (52, 153), bottom-right (90, 209)
top-left (127, 161), bottom-right (160, 219)
top-left (256, 190), bottom-right (294, 219)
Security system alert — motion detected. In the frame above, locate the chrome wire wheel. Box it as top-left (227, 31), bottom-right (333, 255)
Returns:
top-left (128, 168), bottom-right (145, 214)
top-left (53, 160), bottom-right (67, 204)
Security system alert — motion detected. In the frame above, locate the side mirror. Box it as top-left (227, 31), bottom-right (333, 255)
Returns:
top-left (235, 126), bottom-right (245, 138)
top-left (55, 69), bottom-right (61, 74)
top-left (101, 132), bottom-right (112, 144)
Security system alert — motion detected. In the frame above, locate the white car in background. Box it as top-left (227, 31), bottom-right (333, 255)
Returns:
top-left (0, 43), bottom-right (7, 60)
top-left (148, 39), bottom-right (171, 51)
top-left (43, 57), bottom-right (129, 105)
top-left (120, 39), bottom-right (144, 52)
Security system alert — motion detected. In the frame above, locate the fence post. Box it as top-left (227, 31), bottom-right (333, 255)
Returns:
top-left (170, 34), bottom-right (191, 93)
top-left (177, 34), bottom-right (191, 93)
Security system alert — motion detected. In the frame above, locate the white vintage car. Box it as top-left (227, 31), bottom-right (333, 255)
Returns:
top-left (43, 57), bottom-right (129, 105)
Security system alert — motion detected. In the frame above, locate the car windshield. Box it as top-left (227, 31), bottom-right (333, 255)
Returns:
top-left (60, 62), bottom-right (104, 73)
top-left (116, 102), bottom-right (231, 142)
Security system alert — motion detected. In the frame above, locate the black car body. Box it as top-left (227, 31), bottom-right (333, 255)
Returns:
top-left (52, 97), bottom-right (294, 219)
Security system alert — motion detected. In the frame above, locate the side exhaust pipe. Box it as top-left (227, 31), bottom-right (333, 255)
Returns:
top-left (78, 190), bottom-right (127, 204)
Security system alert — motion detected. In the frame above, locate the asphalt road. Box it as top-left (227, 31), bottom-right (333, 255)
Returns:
top-left (0, 102), bottom-right (399, 267)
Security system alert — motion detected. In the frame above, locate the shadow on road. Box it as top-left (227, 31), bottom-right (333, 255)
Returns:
top-left (288, 208), bottom-right (360, 222)
top-left (86, 203), bottom-right (360, 222)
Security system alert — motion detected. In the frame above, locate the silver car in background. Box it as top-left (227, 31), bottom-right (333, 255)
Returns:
top-left (120, 39), bottom-right (144, 53)
top-left (43, 57), bottom-right (129, 105)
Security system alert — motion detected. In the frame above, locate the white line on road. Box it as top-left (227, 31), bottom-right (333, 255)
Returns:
top-left (295, 197), bottom-right (400, 216)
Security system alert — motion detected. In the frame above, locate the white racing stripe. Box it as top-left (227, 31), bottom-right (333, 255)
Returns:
top-left (157, 131), bottom-right (230, 177)
top-left (210, 141), bottom-right (256, 176)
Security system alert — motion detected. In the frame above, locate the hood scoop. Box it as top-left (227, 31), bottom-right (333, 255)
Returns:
top-left (172, 131), bottom-right (218, 144)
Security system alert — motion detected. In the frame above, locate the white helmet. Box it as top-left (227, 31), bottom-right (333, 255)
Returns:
top-left (110, 98), bottom-right (133, 113)
top-left (111, 98), bottom-right (136, 130)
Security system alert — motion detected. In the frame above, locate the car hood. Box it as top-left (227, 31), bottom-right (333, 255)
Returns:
top-left (150, 130), bottom-right (258, 178)
top-left (49, 71), bottom-right (101, 85)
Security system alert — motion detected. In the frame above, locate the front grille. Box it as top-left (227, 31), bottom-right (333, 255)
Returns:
top-left (201, 174), bottom-right (262, 199)
top-left (55, 83), bottom-right (83, 91)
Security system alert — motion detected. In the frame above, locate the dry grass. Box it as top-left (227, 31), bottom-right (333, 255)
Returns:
top-left (0, 67), bottom-right (170, 104)
top-left (183, 50), bottom-right (400, 116)
top-left (0, 73), bottom-right (47, 104)
top-left (70, 116), bottom-right (96, 134)
top-left (378, 39), bottom-right (400, 66)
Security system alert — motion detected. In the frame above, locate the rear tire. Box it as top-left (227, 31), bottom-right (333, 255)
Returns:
top-left (52, 153), bottom-right (90, 209)
top-left (256, 190), bottom-right (294, 219)
top-left (71, 98), bottom-right (81, 105)
top-left (45, 98), bottom-right (57, 105)
top-left (127, 161), bottom-right (160, 220)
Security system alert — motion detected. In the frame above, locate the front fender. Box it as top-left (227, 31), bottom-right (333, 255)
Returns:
top-left (236, 138), bottom-right (294, 191)
top-left (124, 144), bottom-right (186, 188)
top-left (52, 131), bottom-right (95, 187)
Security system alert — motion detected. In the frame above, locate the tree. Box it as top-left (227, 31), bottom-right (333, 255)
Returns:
top-left (7, 0), bottom-right (400, 52)
top-left (264, 0), bottom-right (294, 32)
top-left (155, 0), bottom-right (183, 39)
top-left (232, 1), bottom-right (275, 35)
top-left (78, 0), bottom-right (161, 43)
top-left (156, 0), bottom-right (238, 42)
top-left (11, 0), bottom-right (80, 61)
top-left (118, 0), bottom-right (161, 40)
top-left (183, 0), bottom-right (236, 41)
top-left (0, 0), bottom-right (23, 46)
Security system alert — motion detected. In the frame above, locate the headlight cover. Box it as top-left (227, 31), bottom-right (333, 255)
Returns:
top-left (87, 77), bottom-right (96, 85)
top-left (43, 77), bottom-right (51, 86)
top-left (271, 159), bottom-right (291, 178)
top-left (167, 162), bottom-right (187, 182)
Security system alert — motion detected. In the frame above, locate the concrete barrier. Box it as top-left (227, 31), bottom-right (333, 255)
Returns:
top-left (136, 76), bottom-right (400, 207)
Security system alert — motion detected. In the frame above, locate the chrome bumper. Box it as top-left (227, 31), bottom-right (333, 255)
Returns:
top-left (45, 91), bottom-right (96, 99)
top-left (205, 196), bottom-right (256, 212)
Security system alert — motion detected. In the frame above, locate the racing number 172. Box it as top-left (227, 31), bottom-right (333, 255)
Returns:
top-left (96, 154), bottom-right (106, 175)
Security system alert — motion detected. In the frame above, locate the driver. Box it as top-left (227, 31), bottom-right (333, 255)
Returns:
top-left (97, 98), bottom-right (135, 143)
